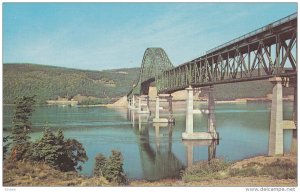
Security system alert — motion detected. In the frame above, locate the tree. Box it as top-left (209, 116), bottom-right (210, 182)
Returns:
top-left (105, 150), bottom-right (127, 185)
top-left (3, 136), bottom-right (11, 160)
top-left (31, 128), bottom-right (88, 172)
top-left (93, 153), bottom-right (107, 177)
top-left (31, 128), bottom-right (61, 169)
top-left (63, 138), bottom-right (88, 171)
top-left (10, 95), bottom-right (36, 161)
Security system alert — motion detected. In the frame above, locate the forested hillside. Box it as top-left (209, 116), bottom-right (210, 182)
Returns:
top-left (3, 64), bottom-right (140, 104)
top-left (3, 63), bottom-right (293, 105)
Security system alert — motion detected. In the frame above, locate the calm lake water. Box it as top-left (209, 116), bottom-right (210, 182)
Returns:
top-left (3, 102), bottom-right (293, 181)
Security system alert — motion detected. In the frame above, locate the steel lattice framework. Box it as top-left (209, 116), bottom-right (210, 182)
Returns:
top-left (129, 13), bottom-right (297, 96)
top-left (128, 48), bottom-right (174, 96)
top-left (157, 13), bottom-right (297, 94)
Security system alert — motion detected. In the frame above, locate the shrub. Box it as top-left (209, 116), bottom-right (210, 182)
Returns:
top-left (94, 153), bottom-right (107, 177)
top-left (3, 136), bottom-right (11, 160)
top-left (229, 159), bottom-right (297, 179)
top-left (181, 159), bottom-right (230, 182)
top-left (93, 150), bottom-right (128, 185)
top-left (31, 128), bottom-right (88, 172)
top-left (262, 159), bottom-right (297, 179)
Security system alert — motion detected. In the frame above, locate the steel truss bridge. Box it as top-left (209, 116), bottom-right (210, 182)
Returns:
top-left (129, 13), bottom-right (297, 96)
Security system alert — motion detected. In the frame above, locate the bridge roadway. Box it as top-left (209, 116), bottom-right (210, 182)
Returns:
top-left (128, 13), bottom-right (297, 157)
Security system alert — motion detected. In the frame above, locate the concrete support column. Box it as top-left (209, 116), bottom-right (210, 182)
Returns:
top-left (146, 96), bottom-right (150, 113)
top-left (131, 111), bottom-right (135, 128)
top-left (268, 77), bottom-right (283, 156)
top-left (132, 95), bottom-right (135, 108)
top-left (291, 84), bottom-right (297, 155)
top-left (153, 95), bottom-right (172, 123)
top-left (128, 98), bottom-right (131, 108)
top-left (138, 97), bottom-right (142, 112)
top-left (208, 86), bottom-right (218, 139)
top-left (155, 96), bottom-right (160, 120)
top-left (168, 125), bottom-right (173, 153)
top-left (155, 124), bottom-right (160, 149)
top-left (185, 87), bottom-right (194, 134)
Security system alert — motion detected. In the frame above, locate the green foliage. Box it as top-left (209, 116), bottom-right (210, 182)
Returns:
top-left (3, 136), bottom-right (11, 160)
top-left (31, 128), bottom-right (88, 172)
top-left (93, 150), bottom-right (128, 185)
top-left (63, 138), bottom-right (88, 171)
top-left (30, 128), bottom-right (62, 169)
top-left (3, 64), bottom-right (140, 104)
top-left (181, 159), bottom-right (230, 182)
top-left (10, 96), bottom-right (36, 161)
top-left (93, 153), bottom-right (107, 177)
top-left (106, 150), bottom-right (127, 184)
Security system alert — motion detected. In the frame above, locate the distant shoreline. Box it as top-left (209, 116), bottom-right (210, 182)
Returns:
top-left (3, 97), bottom-right (294, 107)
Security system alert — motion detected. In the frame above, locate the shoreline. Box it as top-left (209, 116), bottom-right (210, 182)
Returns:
top-left (3, 97), bottom-right (294, 107)
top-left (3, 153), bottom-right (297, 187)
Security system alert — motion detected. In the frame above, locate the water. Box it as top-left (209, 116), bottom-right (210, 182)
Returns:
top-left (3, 102), bottom-right (293, 181)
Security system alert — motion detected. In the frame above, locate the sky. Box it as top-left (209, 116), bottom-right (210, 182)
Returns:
top-left (3, 2), bottom-right (298, 71)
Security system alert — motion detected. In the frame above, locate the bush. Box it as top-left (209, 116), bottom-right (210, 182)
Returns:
top-left (94, 154), bottom-right (107, 177)
top-left (30, 128), bottom-right (88, 172)
top-left (229, 159), bottom-right (297, 179)
top-left (262, 159), bottom-right (297, 179)
top-left (181, 159), bottom-right (230, 182)
top-left (93, 150), bottom-right (128, 185)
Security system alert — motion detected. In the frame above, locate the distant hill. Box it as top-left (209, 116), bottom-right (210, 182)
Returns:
top-left (3, 63), bottom-right (140, 104)
top-left (3, 63), bottom-right (293, 105)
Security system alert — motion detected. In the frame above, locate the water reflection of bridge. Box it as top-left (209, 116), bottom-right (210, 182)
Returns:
top-left (127, 111), bottom-right (217, 180)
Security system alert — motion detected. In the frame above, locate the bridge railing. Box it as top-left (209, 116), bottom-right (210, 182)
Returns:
top-left (206, 12), bottom-right (297, 55)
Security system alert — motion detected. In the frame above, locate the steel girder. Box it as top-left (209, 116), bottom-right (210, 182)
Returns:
top-left (157, 14), bottom-right (297, 94)
top-left (128, 48), bottom-right (174, 97)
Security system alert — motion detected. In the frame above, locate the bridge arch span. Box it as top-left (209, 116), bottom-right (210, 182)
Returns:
top-left (128, 48), bottom-right (174, 96)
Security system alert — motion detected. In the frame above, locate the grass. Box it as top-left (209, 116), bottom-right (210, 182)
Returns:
top-left (229, 158), bottom-right (297, 179)
top-left (181, 157), bottom-right (297, 183)
top-left (3, 155), bottom-right (297, 186)
top-left (181, 159), bottom-right (231, 182)
top-left (3, 160), bottom-right (111, 186)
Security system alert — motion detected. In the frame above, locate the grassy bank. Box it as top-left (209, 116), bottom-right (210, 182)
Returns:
top-left (131, 154), bottom-right (297, 187)
top-left (3, 154), bottom-right (297, 187)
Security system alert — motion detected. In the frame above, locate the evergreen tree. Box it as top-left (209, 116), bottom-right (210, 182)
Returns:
top-left (55, 129), bottom-right (67, 170)
top-left (93, 153), bottom-right (107, 177)
top-left (106, 150), bottom-right (127, 185)
top-left (31, 128), bottom-right (60, 168)
top-left (10, 95), bottom-right (35, 161)
top-left (31, 128), bottom-right (88, 172)
top-left (3, 136), bottom-right (11, 160)
top-left (63, 138), bottom-right (88, 171)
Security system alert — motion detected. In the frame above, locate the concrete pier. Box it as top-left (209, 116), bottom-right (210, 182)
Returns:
top-left (153, 94), bottom-right (174, 123)
top-left (128, 95), bottom-right (138, 110)
top-left (183, 140), bottom-right (217, 168)
top-left (182, 86), bottom-right (218, 140)
top-left (137, 95), bottom-right (150, 114)
top-left (291, 80), bottom-right (297, 155)
top-left (268, 77), bottom-right (283, 156)
top-left (185, 87), bottom-right (194, 134)
top-left (207, 86), bottom-right (218, 139)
